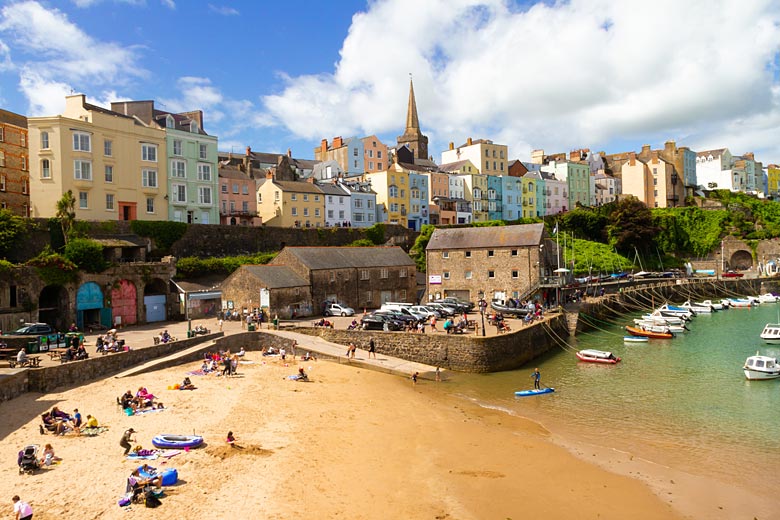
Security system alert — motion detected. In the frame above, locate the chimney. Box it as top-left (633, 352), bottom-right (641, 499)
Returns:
top-left (321, 139), bottom-right (328, 154)
top-left (333, 136), bottom-right (343, 148)
top-left (744, 152), bottom-right (754, 160)
top-left (641, 144), bottom-right (651, 155)
top-left (266, 169), bottom-right (274, 179)
top-left (246, 146), bottom-right (251, 156)
top-left (629, 152), bottom-right (636, 166)
top-left (449, 142), bottom-right (454, 150)
top-left (651, 151), bottom-right (659, 163)
top-left (467, 137), bottom-right (473, 146)
top-left (664, 141), bottom-right (676, 154)
top-left (569, 150), bottom-right (579, 161)
top-left (287, 148), bottom-right (292, 158)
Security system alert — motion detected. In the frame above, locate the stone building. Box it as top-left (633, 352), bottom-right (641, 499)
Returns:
top-left (269, 246), bottom-right (417, 312)
top-left (0, 109), bottom-right (29, 216)
top-left (425, 223), bottom-right (549, 304)
top-left (219, 264), bottom-right (311, 319)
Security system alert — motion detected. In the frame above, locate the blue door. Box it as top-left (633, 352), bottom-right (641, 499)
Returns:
top-left (144, 294), bottom-right (166, 323)
top-left (76, 282), bottom-right (104, 330)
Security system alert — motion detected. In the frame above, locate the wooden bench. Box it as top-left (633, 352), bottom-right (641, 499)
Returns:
top-left (466, 319), bottom-right (478, 332)
top-left (8, 356), bottom-right (41, 368)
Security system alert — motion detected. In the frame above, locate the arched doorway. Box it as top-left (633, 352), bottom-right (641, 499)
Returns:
top-left (39, 285), bottom-right (68, 331)
top-left (111, 280), bottom-right (137, 327)
top-left (729, 250), bottom-right (753, 270)
top-left (76, 282), bottom-right (110, 330)
top-left (144, 278), bottom-right (168, 323)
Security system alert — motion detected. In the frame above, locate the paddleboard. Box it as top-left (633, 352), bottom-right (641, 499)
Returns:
top-left (514, 388), bottom-right (554, 397)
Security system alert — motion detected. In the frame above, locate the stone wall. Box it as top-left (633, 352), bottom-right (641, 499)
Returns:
top-left (291, 315), bottom-right (569, 373)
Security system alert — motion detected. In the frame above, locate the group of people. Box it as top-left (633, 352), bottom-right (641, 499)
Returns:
top-left (96, 330), bottom-right (124, 354)
top-left (40, 406), bottom-right (96, 436)
top-left (118, 387), bottom-right (161, 413)
top-left (157, 330), bottom-right (175, 344)
top-left (201, 349), bottom-right (241, 377)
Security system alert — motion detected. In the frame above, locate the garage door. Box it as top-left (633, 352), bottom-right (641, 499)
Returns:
top-left (144, 294), bottom-right (166, 323)
top-left (112, 280), bottom-right (137, 326)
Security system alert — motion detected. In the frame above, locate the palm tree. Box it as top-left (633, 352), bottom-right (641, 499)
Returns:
top-left (55, 190), bottom-right (76, 244)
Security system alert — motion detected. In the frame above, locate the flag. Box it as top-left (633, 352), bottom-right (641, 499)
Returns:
top-left (553, 223), bottom-right (558, 235)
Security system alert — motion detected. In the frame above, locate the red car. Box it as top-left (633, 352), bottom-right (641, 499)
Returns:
top-left (722, 270), bottom-right (744, 278)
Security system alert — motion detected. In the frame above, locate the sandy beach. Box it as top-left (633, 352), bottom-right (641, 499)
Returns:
top-left (0, 329), bottom-right (775, 519)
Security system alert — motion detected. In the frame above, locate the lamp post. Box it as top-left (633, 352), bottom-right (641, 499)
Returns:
top-left (478, 290), bottom-right (486, 337)
top-left (671, 171), bottom-right (678, 207)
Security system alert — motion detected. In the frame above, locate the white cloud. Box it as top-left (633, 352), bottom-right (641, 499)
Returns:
top-left (71, 0), bottom-right (146, 7)
top-left (0, 39), bottom-right (13, 72)
top-left (261, 0), bottom-right (780, 162)
top-left (0, 1), bottom-right (145, 114)
top-left (208, 3), bottom-right (239, 16)
top-left (160, 0), bottom-right (175, 9)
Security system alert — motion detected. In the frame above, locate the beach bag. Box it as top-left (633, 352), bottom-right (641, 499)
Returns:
top-left (145, 490), bottom-right (162, 508)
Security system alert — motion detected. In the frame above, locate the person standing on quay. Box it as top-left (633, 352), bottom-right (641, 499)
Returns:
top-left (12, 495), bottom-right (33, 520)
top-left (368, 338), bottom-right (376, 359)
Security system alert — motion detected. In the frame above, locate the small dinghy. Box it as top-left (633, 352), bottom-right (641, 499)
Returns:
top-left (514, 388), bottom-right (555, 397)
top-left (576, 349), bottom-right (621, 364)
top-left (625, 325), bottom-right (674, 339)
top-left (152, 434), bottom-right (204, 449)
top-left (623, 336), bottom-right (649, 343)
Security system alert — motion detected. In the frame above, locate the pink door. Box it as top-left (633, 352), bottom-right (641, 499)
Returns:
top-left (111, 280), bottom-right (137, 326)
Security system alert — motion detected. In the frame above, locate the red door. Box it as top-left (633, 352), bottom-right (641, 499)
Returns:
top-left (111, 280), bottom-right (137, 326)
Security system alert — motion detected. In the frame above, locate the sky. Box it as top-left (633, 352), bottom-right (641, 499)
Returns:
top-left (0, 0), bottom-right (779, 166)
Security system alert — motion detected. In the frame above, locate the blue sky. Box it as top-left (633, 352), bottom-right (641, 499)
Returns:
top-left (1, 0), bottom-right (779, 165)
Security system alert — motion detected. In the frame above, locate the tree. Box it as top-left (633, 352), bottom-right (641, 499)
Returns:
top-left (64, 238), bottom-right (108, 273)
top-left (55, 190), bottom-right (76, 244)
top-left (606, 197), bottom-right (658, 255)
top-left (0, 208), bottom-right (26, 259)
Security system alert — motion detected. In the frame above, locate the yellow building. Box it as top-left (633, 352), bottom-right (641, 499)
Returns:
top-left (441, 138), bottom-right (508, 176)
top-left (364, 161), bottom-right (409, 227)
top-left (256, 175), bottom-right (325, 228)
top-left (458, 172), bottom-right (489, 222)
top-left (767, 164), bottom-right (780, 197)
top-left (521, 175), bottom-right (537, 218)
top-left (28, 94), bottom-right (167, 220)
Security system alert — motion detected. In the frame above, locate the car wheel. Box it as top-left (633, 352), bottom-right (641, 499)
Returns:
top-left (324, 311), bottom-right (330, 317)
top-left (341, 312), bottom-right (347, 317)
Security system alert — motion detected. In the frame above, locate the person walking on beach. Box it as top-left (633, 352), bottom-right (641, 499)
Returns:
top-left (120, 428), bottom-right (136, 456)
top-left (368, 337), bottom-right (376, 359)
top-left (12, 495), bottom-right (33, 520)
top-left (531, 368), bottom-right (541, 390)
top-left (349, 343), bottom-right (357, 359)
top-left (435, 367), bottom-right (441, 382)
top-left (412, 372), bottom-right (418, 385)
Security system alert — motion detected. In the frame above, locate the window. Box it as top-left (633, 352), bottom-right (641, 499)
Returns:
top-left (303, 207), bottom-right (309, 217)
top-left (653, 178), bottom-right (658, 186)
top-left (0, 175), bottom-right (4, 190)
top-left (355, 199), bottom-right (363, 208)
top-left (314, 195), bottom-right (320, 202)
top-left (173, 140), bottom-right (183, 156)
top-left (369, 161), bottom-right (374, 169)
top-left (465, 251), bottom-right (471, 258)
top-left (353, 148), bottom-right (358, 156)
top-left (21, 156), bottom-right (27, 170)
top-left (315, 208), bottom-right (320, 217)
top-left (198, 186), bottom-right (212, 205)
top-left (142, 169), bottom-right (157, 188)
top-left (380, 268), bottom-right (389, 279)
top-left (360, 269), bottom-right (369, 280)
top-left (511, 249), bottom-right (518, 256)
top-left (200, 211), bottom-right (209, 224)
top-left (173, 184), bottom-right (186, 203)
top-left (488, 270), bottom-right (495, 278)
top-left (291, 207), bottom-right (298, 216)
top-left (512, 270), bottom-right (519, 278)
top-left (221, 184), bottom-right (228, 193)
top-left (368, 150), bottom-right (373, 158)
top-left (41, 131), bottom-right (49, 149)
top-left (442, 252), bottom-right (449, 258)
top-left (141, 144), bottom-right (157, 162)
top-left (291, 194), bottom-right (297, 201)
top-left (171, 160), bottom-right (186, 178)
top-left (106, 194), bottom-right (115, 211)
top-left (303, 194), bottom-right (309, 202)
top-left (104, 165), bottom-right (113, 183)
top-left (104, 139), bottom-right (112, 156)
top-left (146, 197), bottom-right (155, 213)
top-left (443, 271), bottom-right (450, 279)
top-left (197, 164), bottom-right (211, 181)
top-left (465, 270), bottom-right (472, 279)
top-left (242, 185), bottom-right (249, 195)
top-left (0, 151), bottom-right (3, 166)
top-left (199, 143), bottom-right (208, 160)
top-left (242, 201), bottom-right (249, 212)
top-left (74, 160), bottom-right (92, 180)
top-left (377, 151), bottom-right (382, 158)
top-left (73, 132), bottom-right (91, 152)
top-left (79, 191), bottom-right (88, 209)
top-left (378, 162), bottom-right (383, 169)
top-left (41, 159), bottom-right (51, 179)
top-left (230, 201), bottom-right (235, 212)
top-left (399, 268), bottom-right (407, 278)
top-left (488, 250), bottom-right (494, 257)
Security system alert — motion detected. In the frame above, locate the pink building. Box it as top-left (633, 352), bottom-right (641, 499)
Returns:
top-left (361, 135), bottom-right (388, 173)
top-left (219, 166), bottom-right (260, 226)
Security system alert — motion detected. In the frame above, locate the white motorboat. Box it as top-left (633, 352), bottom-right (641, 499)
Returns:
top-left (760, 323), bottom-right (780, 344)
top-left (642, 312), bottom-right (684, 325)
top-left (681, 300), bottom-right (712, 313)
top-left (743, 352), bottom-right (780, 380)
top-left (634, 320), bottom-right (686, 333)
top-left (576, 349), bottom-right (621, 364)
top-left (656, 304), bottom-right (695, 319)
top-left (757, 293), bottom-right (780, 304)
top-left (727, 298), bottom-right (753, 308)
top-left (698, 299), bottom-right (724, 311)
top-left (623, 336), bottom-right (649, 343)
top-left (719, 299), bottom-right (732, 309)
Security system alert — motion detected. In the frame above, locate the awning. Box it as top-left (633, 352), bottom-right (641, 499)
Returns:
top-left (187, 291), bottom-right (222, 300)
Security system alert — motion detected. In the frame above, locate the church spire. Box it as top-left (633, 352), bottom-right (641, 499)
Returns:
top-left (405, 77), bottom-right (420, 132)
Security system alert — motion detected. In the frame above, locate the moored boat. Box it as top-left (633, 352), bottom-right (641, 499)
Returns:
top-left (642, 313), bottom-right (684, 325)
top-left (656, 304), bottom-right (695, 319)
top-left (698, 299), bottom-right (724, 310)
top-left (759, 323), bottom-right (780, 344)
top-left (681, 300), bottom-right (712, 313)
top-left (743, 352), bottom-right (780, 380)
top-left (623, 336), bottom-right (649, 343)
top-left (727, 298), bottom-right (754, 308)
top-left (757, 293), bottom-right (780, 304)
top-left (576, 349), bottom-right (621, 364)
top-left (625, 325), bottom-right (675, 339)
top-left (634, 320), bottom-right (686, 333)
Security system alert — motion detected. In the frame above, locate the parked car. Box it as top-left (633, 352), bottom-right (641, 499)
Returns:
top-left (722, 270), bottom-right (744, 278)
top-left (5, 323), bottom-right (54, 336)
top-left (427, 303), bottom-right (456, 317)
top-left (410, 305), bottom-right (440, 319)
top-left (361, 313), bottom-right (404, 331)
top-left (324, 303), bottom-right (355, 317)
top-left (373, 309), bottom-right (417, 325)
top-left (439, 297), bottom-right (475, 311)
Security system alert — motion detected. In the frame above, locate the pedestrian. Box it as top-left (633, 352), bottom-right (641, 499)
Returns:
top-left (290, 340), bottom-right (297, 358)
top-left (280, 347), bottom-right (286, 361)
top-left (345, 343), bottom-right (352, 357)
top-left (411, 372), bottom-right (418, 385)
top-left (12, 495), bottom-right (33, 520)
top-left (350, 343), bottom-right (357, 359)
top-left (368, 337), bottom-right (376, 359)
top-left (218, 318), bottom-right (224, 331)
top-left (531, 368), bottom-right (541, 390)
top-left (120, 428), bottom-right (135, 456)
top-left (430, 316), bottom-right (437, 331)
top-left (435, 366), bottom-right (441, 382)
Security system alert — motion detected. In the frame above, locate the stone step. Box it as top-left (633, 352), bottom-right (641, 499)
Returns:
top-left (114, 340), bottom-right (218, 379)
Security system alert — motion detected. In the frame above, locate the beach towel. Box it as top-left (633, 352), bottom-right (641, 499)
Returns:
top-left (239, 360), bottom-right (256, 365)
top-left (81, 426), bottom-right (108, 437)
top-left (127, 452), bottom-right (159, 460)
top-left (132, 407), bottom-right (167, 416)
top-left (186, 370), bottom-right (208, 376)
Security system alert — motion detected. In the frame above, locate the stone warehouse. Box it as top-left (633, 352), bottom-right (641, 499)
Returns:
top-left (220, 264), bottom-right (312, 319)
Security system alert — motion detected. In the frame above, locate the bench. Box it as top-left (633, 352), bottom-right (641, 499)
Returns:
top-left (8, 356), bottom-right (41, 368)
top-left (466, 319), bottom-right (478, 331)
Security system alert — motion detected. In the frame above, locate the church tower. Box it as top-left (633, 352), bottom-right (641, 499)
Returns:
top-left (396, 78), bottom-right (429, 162)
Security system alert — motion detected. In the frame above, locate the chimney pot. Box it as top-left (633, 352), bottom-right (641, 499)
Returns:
top-left (287, 148), bottom-right (292, 157)
top-left (449, 142), bottom-right (454, 150)
top-left (467, 137), bottom-right (473, 146)
top-left (246, 146), bottom-right (251, 156)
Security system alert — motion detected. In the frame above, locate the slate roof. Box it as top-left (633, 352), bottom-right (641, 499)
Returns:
top-left (697, 148), bottom-right (727, 157)
top-left (439, 159), bottom-right (472, 172)
top-left (274, 246), bottom-right (414, 270)
top-left (316, 183), bottom-right (348, 196)
top-left (219, 166), bottom-right (251, 180)
top-left (258, 179), bottom-right (324, 194)
top-left (426, 223), bottom-right (545, 251)
top-left (0, 109), bottom-right (27, 128)
top-left (238, 265), bottom-right (309, 289)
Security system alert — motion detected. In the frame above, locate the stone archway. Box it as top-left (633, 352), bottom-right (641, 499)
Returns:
top-left (729, 250), bottom-right (753, 270)
top-left (143, 278), bottom-right (168, 323)
top-left (39, 285), bottom-right (68, 331)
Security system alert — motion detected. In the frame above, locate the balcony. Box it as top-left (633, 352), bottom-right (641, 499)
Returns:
top-left (220, 209), bottom-right (258, 217)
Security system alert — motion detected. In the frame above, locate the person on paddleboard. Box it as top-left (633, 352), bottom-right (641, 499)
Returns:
top-left (531, 368), bottom-right (541, 390)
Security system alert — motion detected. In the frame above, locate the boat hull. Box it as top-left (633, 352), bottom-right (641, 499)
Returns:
top-left (623, 336), bottom-right (649, 343)
top-left (743, 369), bottom-right (780, 380)
top-left (625, 325), bottom-right (674, 339)
top-left (576, 350), bottom-right (620, 364)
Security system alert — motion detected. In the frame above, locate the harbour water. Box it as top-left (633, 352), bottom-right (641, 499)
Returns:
top-left (444, 301), bottom-right (780, 492)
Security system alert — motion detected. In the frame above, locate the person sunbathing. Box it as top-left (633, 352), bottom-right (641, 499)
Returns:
top-left (40, 412), bottom-right (66, 435)
top-left (294, 367), bottom-right (309, 382)
top-left (180, 377), bottom-right (196, 390)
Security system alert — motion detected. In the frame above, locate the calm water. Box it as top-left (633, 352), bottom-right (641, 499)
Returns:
top-left (444, 302), bottom-right (780, 488)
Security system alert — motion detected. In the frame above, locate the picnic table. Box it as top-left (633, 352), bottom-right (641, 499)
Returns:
top-left (48, 348), bottom-right (69, 361)
top-left (0, 348), bottom-right (17, 362)
top-left (9, 356), bottom-right (41, 368)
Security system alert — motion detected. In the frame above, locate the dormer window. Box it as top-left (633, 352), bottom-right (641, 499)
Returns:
top-left (190, 121), bottom-right (199, 133)
top-left (166, 115), bottom-right (174, 128)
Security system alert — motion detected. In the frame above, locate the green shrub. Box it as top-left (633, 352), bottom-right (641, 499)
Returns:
top-left (175, 252), bottom-right (277, 278)
top-left (27, 248), bottom-right (78, 285)
top-left (130, 221), bottom-right (188, 251)
top-left (0, 208), bottom-right (27, 259)
top-left (364, 223), bottom-right (386, 245)
top-left (64, 238), bottom-right (108, 273)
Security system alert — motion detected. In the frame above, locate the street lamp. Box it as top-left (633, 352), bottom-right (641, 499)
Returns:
top-left (478, 290), bottom-right (486, 336)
